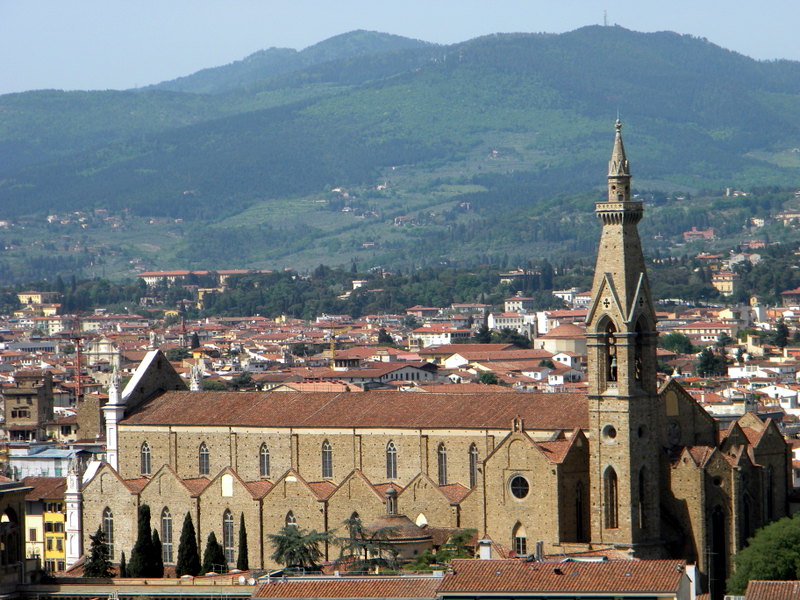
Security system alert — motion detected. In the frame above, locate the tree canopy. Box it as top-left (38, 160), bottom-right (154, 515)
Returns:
top-left (128, 505), bottom-right (159, 577)
top-left (335, 514), bottom-right (398, 573)
top-left (660, 332), bottom-right (697, 354)
top-left (83, 527), bottom-right (113, 578)
top-left (728, 513), bottom-right (800, 594)
top-left (202, 531), bottom-right (227, 574)
top-left (268, 525), bottom-right (331, 572)
top-left (176, 512), bottom-right (202, 577)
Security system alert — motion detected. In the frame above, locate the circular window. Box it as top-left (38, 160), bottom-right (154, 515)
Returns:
top-left (602, 425), bottom-right (617, 441)
top-left (509, 475), bottom-right (530, 499)
top-left (712, 476), bottom-right (722, 487)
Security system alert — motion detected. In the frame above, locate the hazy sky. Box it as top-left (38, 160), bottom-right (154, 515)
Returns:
top-left (2, 0), bottom-right (798, 95)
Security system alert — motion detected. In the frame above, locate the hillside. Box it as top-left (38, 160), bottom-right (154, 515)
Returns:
top-left (0, 26), bottom-right (799, 283)
top-left (149, 30), bottom-right (432, 94)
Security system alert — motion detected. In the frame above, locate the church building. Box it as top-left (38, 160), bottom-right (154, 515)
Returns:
top-left (70, 123), bottom-right (789, 595)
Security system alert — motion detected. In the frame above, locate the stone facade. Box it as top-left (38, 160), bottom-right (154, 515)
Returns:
top-left (76, 124), bottom-right (790, 596)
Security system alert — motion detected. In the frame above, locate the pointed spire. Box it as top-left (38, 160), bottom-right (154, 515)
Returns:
top-left (608, 119), bottom-right (630, 177)
top-left (108, 368), bottom-right (121, 404)
top-left (190, 360), bottom-right (203, 392)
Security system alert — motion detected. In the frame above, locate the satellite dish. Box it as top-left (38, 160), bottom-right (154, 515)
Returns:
top-left (248, 578), bottom-right (256, 585)
top-left (238, 575), bottom-right (246, 584)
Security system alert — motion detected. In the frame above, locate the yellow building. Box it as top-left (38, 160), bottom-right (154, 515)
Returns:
top-left (16, 291), bottom-right (61, 306)
top-left (23, 477), bottom-right (66, 572)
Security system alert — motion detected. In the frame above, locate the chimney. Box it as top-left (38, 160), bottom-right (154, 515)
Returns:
top-left (478, 539), bottom-right (492, 560)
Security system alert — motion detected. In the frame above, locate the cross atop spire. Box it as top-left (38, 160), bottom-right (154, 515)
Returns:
top-left (608, 119), bottom-right (630, 178)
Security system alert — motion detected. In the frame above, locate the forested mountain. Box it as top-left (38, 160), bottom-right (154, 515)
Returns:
top-left (149, 30), bottom-right (432, 94)
top-left (0, 26), bottom-right (799, 282)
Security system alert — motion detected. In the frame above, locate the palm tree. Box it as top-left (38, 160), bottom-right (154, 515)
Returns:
top-left (267, 526), bottom-right (331, 572)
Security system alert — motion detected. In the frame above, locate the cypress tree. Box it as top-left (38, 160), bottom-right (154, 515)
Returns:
top-left (176, 512), bottom-right (201, 576)
top-left (237, 513), bottom-right (249, 571)
top-left (119, 551), bottom-right (127, 578)
top-left (152, 529), bottom-right (164, 578)
top-left (202, 531), bottom-right (226, 574)
top-left (128, 504), bottom-right (155, 577)
top-left (84, 527), bottom-right (113, 578)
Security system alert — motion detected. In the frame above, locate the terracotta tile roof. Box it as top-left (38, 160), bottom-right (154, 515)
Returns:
top-left (22, 476), bottom-right (66, 501)
top-left (181, 477), bottom-right (211, 496)
top-left (122, 391), bottom-right (589, 431)
top-left (438, 483), bottom-right (470, 503)
top-left (536, 439), bottom-right (574, 464)
top-left (243, 479), bottom-right (274, 499)
top-left (438, 559), bottom-right (687, 594)
top-left (684, 446), bottom-right (715, 467)
top-left (123, 477), bottom-right (150, 493)
top-left (746, 580), bottom-right (800, 600)
top-left (373, 482), bottom-right (402, 496)
top-left (254, 576), bottom-right (442, 598)
top-left (539, 323), bottom-right (586, 339)
top-left (418, 344), bottom-right (515, 355)
top-left (740, 426), bottom-right (764, 445)
top-left (307, 480), bottom-right (337, 500)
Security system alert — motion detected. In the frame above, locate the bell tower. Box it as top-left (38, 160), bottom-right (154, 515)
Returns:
top-left (586, 121), bottom-right (661, 555)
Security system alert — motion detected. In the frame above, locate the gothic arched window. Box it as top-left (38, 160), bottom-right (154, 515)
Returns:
top-left (634, 321), bottom-right (645, 382)
top-left (637, 467), bottom-right (646, 529)
top-left (285, 511), bottom-right (297, 527)
top-left (321, 441), bottom-right (333, 479)
top-left (437, 443), bottom-right (448, 485)
top-left (199, 442), bottom-right (210, 476)
top-left (469, 443), bottom-right (479, 488)
top-left (222, 510), bottom-right (234, 564)
top-left (161, 507), bottom-right (173, 563)
top-left (576, 481), bottom-right (585, 542)
top-left (605, 322), bottom-right (618, 382)
top-left (604, 467), bottom-right (619, 529)
top-left (140, 442), bottom-right (151, 476)
top-left (102, 507), bottom-right (114, 560)
top-left (512, 522), bottom-right (527, 556)
top-left (386, 441), bottom-right (397, 479)
top-left (259, 443), bottom-right (270, 478)
top-left (766, 465), bottom-right (774, 520)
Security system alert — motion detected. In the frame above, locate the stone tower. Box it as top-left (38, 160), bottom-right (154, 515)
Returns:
top-left (586, 121), bottom-right (661, 555)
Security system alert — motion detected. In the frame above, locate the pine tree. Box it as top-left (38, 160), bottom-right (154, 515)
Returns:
top-left (152, 529), bottom-right (164, 578)
top-left (268, 525), bottom-right (330, 571)
top-left (237, 513), bottom-right (249, 571)
top-left (202, 531), bottom-right (226, 574)
top-left (176, 512), bottom-right (201, 577)
top-left (128, 504), bottom-right (156, 577)
top-left (84, 527), bottom-right (113, 578)
top-left (119, 551), bottom-right (127, 578)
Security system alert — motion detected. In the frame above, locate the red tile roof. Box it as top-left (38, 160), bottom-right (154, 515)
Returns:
top-left (254, 576), bottom-right (441, 598)
top-left (438, 483), bottom-right (470, 503)
top-left (539, 323), bottom-right (586, 339)
top-left (181, 477), bottom-right (211, 496)
top-left (22, 476), bottom-right (66, 501)
top-left (244, 479), bottom-right (274, 499)
top-left (123, 477), bottom-right (150, 493)
top-left (536, 438), bottom-right (575, 464)
top-left (438, 559), bottom-right (687, 594)
top-left (122, 391), bottom-right (589, 431)
top-left (418, 344), bottom-right (515, 355)
top-left (307, 480), bottom-right (337, 500)
top-left (746, 580), bottom-right (800, 600)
